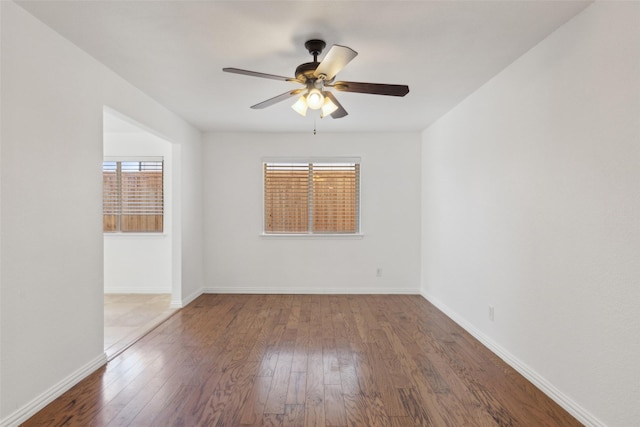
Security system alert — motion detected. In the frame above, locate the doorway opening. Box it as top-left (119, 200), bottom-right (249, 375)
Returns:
top-left (103, 109), bottom-right (177, 360)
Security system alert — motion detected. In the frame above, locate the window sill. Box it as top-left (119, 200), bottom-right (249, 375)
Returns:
top-left (104, 233), bottom-right (168, 239)
top-left (260, 233), bottom-right (364, 240)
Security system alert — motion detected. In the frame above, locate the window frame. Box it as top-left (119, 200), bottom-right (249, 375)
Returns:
top-left (103, 156), bottom-right (165, 234)
top-left (261, 157), bottom-right (363, 238)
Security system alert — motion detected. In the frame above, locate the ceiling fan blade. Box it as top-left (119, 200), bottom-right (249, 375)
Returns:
top-left (250, 89), bottom-right (305, 109)
top-left (332, 81), bottom-right (410, 97)
top-left (223, 67), bottom-right (298, 82)
top-left (314, 45), bottom-right (358, 81)
top-left (324, 92), bottom-right (348, 119)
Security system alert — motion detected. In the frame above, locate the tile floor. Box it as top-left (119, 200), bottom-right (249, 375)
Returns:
top-left (104, 293), bottom-right (176, 360)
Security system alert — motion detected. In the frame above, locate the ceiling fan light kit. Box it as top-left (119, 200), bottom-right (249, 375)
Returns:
top-left (306, 88), bottom-right (324, 109)
top-left (320, 97), bottom-right (339, 118)
top-left (291, 95), bottom-right (309, 116)
top-left (223, 39), bottom-right (409, 120)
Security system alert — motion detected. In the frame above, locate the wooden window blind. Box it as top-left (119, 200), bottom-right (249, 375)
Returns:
top-left (264, 161), bottom-right (360, 234)
top-left (103, 160), bottom-right (164, 232)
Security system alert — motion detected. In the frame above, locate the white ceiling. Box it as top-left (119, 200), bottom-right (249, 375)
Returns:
top-left (17, 1), bottom-right (591, 134)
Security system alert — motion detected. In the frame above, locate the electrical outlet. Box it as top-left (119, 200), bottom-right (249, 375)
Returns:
top-left (489, 306), bottom-right (495, 321)
top-left (376, 268), bottom-right (382, 277)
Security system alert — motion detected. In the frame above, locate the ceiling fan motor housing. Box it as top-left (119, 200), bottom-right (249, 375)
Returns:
top-left (295, 62), bottom-right (320, 81)
top-left (295, 40), bottom-right (327, 81)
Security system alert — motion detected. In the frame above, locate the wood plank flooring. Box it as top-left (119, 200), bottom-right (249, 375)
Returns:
top-left (104, 294), bottom-right (175, 360)
top-left (23, 294), bottom-right (581, 426)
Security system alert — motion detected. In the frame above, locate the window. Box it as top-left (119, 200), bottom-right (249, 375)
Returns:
top-left (103, 160), bottom-right (164, 232)
top-left (263, 160), bottom-right (360, 234)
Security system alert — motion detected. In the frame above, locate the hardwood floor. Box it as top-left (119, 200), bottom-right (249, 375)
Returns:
top-left (104, 294), bottom-right (175, 360)
top-left (24, 294), bottom-right (581, 426)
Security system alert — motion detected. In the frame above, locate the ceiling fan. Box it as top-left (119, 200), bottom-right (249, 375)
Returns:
top-left (223, 39), bottom-right (409, 119)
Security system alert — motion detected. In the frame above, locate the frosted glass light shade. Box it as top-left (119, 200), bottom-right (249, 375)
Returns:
top-left (320, 97), bottom-right (338, 118)
top-left (306, 89), bottom-right (324, 109)
top-left (291, 96), bottom-right (308, 116)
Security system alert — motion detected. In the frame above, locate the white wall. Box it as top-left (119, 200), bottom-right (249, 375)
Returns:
top-left (103, 131), bottom-right (173, 294)
top-left (204, 132), bottom-right (421, 294)
top-left (0, 2), bottom-right (203, 424)
top-left (421, 3), bottom-right (640, 426)
top-left (176, 126), bottom-right (204, 307)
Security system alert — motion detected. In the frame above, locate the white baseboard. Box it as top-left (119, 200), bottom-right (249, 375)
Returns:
top-left (1, 353), bottom-right (107, 427)
top-left (104, 287), bottom-right (171, 294)
top-left (420, 290), bottom-right (604, 427)
top-left (170, 287), bottom-right (204, 308)
top-left (203, 286), bottom-right (419, 294)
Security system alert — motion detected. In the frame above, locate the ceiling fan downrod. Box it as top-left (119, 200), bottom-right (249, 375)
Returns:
top-left (304, 39), bottom-right (326, 62)
top-left (295, 39), bottom-right (327, 81)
